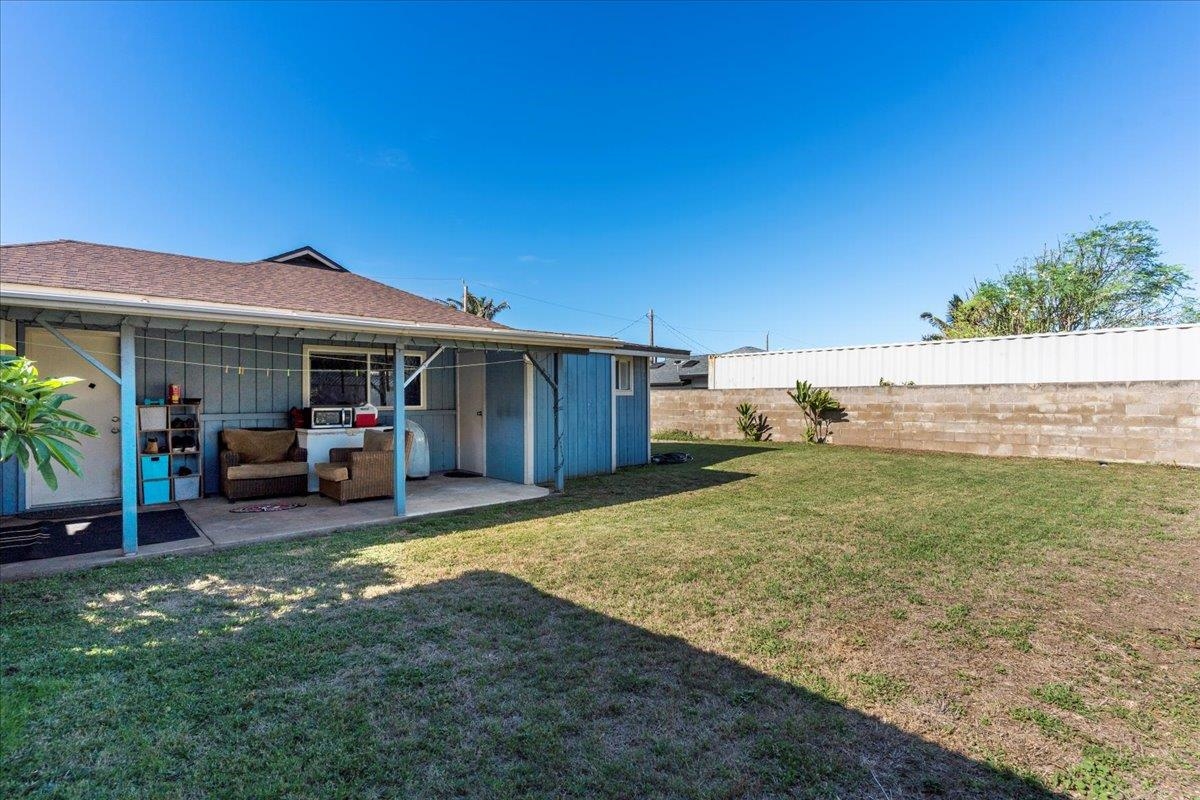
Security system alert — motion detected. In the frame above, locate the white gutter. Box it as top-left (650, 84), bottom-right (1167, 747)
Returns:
top-left (0, 284), bottom-right (622, 351)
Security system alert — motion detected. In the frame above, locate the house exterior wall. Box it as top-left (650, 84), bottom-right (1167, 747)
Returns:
top-left (2, 319), bottom-right (654, 514)
top-left (651, 381), bottom-right (1200, 467)
top-left (0, 320), bottom-right (19, 514)
top-left (134, 329), bottom-right (457, 494)
top-left (616, 357), bottom-right (650, 467)
top-left (533, 353), bottom-right (622, 483)
top-left (485, 351), bottom-right (526, 484)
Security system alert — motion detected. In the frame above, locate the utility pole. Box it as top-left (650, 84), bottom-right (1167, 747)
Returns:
top-left (648, 308), bottom-right (655, 347)
top-left (462, 280), bottom-right (468, 312)
top-left (765, 331), bottom-right (770, 351)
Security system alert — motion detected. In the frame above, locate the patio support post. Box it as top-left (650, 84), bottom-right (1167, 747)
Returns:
top-left (393, 344), bottom-right (406, 517)
top-left (553, 352), bottom-right (564, 493)
top-left (119, 323), bottom-right (138, 555)
top-left (525, 349), bottom-right (565, 494)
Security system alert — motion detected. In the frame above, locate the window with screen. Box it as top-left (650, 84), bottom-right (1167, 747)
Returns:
top-left (615, 357), bottom-right (634, 395)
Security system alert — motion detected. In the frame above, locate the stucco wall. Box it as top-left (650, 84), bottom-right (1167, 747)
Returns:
top-left (651, 381), bottom-right (1200, 467)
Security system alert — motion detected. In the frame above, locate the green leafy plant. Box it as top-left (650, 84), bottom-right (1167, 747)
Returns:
top-left (735, 402), bottom-right (772, 441)
top-left (0, 343), bottom-right (99, 489)
top-left (786, 381), bottom-right (840, 443)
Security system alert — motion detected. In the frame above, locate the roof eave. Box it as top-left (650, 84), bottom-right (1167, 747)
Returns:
top-left (0, 284), bottom-right (621, 352)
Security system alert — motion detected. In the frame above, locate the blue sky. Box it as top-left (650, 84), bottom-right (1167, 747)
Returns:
top-left (2, 1), bottom-right (1197, 352)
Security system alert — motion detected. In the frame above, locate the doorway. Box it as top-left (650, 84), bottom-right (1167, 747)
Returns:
top-left (456, 350), bottom-right (487, 475)
top-left (24, 329), bottom-right (122, 507)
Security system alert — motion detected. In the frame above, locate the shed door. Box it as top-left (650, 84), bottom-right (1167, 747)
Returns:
top-left (25, 329), bottom-right (122, 507)
top-left (456, 350), bottom-right (486, 475)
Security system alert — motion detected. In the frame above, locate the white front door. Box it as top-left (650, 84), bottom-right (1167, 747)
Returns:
top-left (456, 350), bottom-right (487, 475)
top-left (25, 329), bottom-right (123, 507)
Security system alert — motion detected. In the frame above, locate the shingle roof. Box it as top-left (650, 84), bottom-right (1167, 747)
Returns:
top-left (0, 239), bottom-right (508, 330)
top-left (649, 346), bottom-right (763, 386)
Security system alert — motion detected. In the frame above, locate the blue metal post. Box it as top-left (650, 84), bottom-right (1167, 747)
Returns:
top-left (553, 352), bottom-right (564, 493)
top-left (119, 323), bottom-right (138, 555)
top-left (393, 344), bottom-right (406, 517)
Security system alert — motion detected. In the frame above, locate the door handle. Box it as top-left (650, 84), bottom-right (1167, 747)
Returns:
top-left (476, 411), bottom-right (483, 416)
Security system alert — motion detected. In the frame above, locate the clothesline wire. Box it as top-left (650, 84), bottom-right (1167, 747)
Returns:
top-left (8, 337), bottom-right (538, 375)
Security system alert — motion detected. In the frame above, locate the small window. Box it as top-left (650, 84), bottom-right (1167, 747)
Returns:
top-left (614, 357), bottom-right (634, 395)
top-left (303, 346), bottom-right (426, 410)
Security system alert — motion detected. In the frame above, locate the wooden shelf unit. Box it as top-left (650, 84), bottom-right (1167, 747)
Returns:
top-left (136, 402), bottom-right (204, 505)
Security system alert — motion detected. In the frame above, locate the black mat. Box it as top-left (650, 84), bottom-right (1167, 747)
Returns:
top-left (0, 508), bottom-right (200, 564)
top-left (14, 501), bottom-right (122, 521)
top-left (443, 469), bottom-right (483, 478)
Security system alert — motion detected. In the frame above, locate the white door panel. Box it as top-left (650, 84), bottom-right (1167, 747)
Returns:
top-left (25, 329), bottom-right (122, 506)
top-left (456, 350), bottom-right (486, 475)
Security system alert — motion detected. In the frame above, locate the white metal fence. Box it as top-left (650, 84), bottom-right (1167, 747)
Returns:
top-left (711, 324), bottom-right (1200, 388)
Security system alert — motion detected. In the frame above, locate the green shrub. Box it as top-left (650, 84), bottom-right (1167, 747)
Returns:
top-left (786, 381), bottom-right (840, 443)
top-left (735, 402), bottom-right (772, 441)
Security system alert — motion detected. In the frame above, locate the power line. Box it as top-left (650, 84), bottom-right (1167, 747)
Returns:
top-left (474, 281), bottom-right (640, 322)
top-left (653, 314), bottom-right (713, 354)
top-left (608, 314), bottom-right (648, 338)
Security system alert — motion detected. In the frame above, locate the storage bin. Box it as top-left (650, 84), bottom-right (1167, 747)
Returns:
top-left (138, 406), bottom-right (168, 431)
top-left (174, 476), bottom-right (201, 500)
top-left (141, 455), bottom-right (168, 479)
top-left (142, 479), bottom-right (171, 505)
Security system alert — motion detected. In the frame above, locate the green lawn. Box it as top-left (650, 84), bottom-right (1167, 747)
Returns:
top-left (3, 443), bottom-right (1198, 799)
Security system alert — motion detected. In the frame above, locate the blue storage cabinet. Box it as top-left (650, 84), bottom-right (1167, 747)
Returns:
top-left (137, 402), bottom-right (204, 505)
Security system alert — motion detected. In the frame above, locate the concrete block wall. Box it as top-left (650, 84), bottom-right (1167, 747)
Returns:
top-left (650, 381), bottom-right (1200, 467)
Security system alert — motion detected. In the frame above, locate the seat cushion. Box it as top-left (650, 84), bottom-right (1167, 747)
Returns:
top-left (363, 429), bottom-right (394, 452)
top-left (226, 461), bottom-right (309, 480)
top-left (222, 429), bottom-right (296, 464)
top-left (314, 462), bottom-right (350, 483)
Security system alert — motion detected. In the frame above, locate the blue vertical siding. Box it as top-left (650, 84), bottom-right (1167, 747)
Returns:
top-left (135, 332), bottom-right (457, 493)
top-left (533, 353), bottom-right (613, 483)
top-left (381, 347), bottom-right (457, 472)
top-left (485, 350), bottom-right (525, 483)
top-left (0, 458), bottom-right (21, 515)
top-left (616, 356), bottom-right (650, 467)
top-left (1, 322), bottom-right (26, 514)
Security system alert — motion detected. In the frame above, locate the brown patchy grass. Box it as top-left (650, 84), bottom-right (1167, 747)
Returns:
top-left (2, 442), bottom-right (1198, 798)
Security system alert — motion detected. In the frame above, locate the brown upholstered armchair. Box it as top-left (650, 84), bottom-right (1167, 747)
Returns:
top-left (219, 429), bottom-right (308, 502)
top-left (315, 429), bottom-right (413, 505)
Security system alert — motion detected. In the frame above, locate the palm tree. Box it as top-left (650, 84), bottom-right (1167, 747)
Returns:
top-left (920, 293), bottom-right (964, 341)
top-left (441, 290), bottom-right (511, 321)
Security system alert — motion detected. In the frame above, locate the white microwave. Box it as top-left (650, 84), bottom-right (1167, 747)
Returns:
top-left (306, 406), bottom-right (354, 428)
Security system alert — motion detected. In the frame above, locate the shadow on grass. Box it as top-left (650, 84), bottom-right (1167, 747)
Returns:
top-left (389, 441), bottom-right (777, 540)
top-left (4, 563), bottom-right (1061, 798)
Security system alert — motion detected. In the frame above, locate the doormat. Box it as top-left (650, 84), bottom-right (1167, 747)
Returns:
top-left (230, 502), bottom-right (307, 514)
top-left (16, 501), bottom-right (121, 521)
top-left (443, 470), bottom-right (483, 478)
top-left (0, 508), bottom-right (200, 565)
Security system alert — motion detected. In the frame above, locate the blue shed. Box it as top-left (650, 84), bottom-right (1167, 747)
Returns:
top-left (0, 241), bottom-right (686, 556)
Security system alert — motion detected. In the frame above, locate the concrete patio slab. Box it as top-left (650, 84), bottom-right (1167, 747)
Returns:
top-left (1, 475), bottom-right (550, 581)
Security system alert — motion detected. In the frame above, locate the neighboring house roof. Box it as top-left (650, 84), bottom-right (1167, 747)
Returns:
top-left (265, 245), bottom-right (348, 272)
top-left (650, 346), bottom-right (763, 387)
top-left (1, 239), bottom-right (506, 330)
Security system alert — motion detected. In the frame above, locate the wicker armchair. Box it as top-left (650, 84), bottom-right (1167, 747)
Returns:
top-left (219, 429), bottom-right (308, 502)
top-left (316, 430), bottom-right (413, 505)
